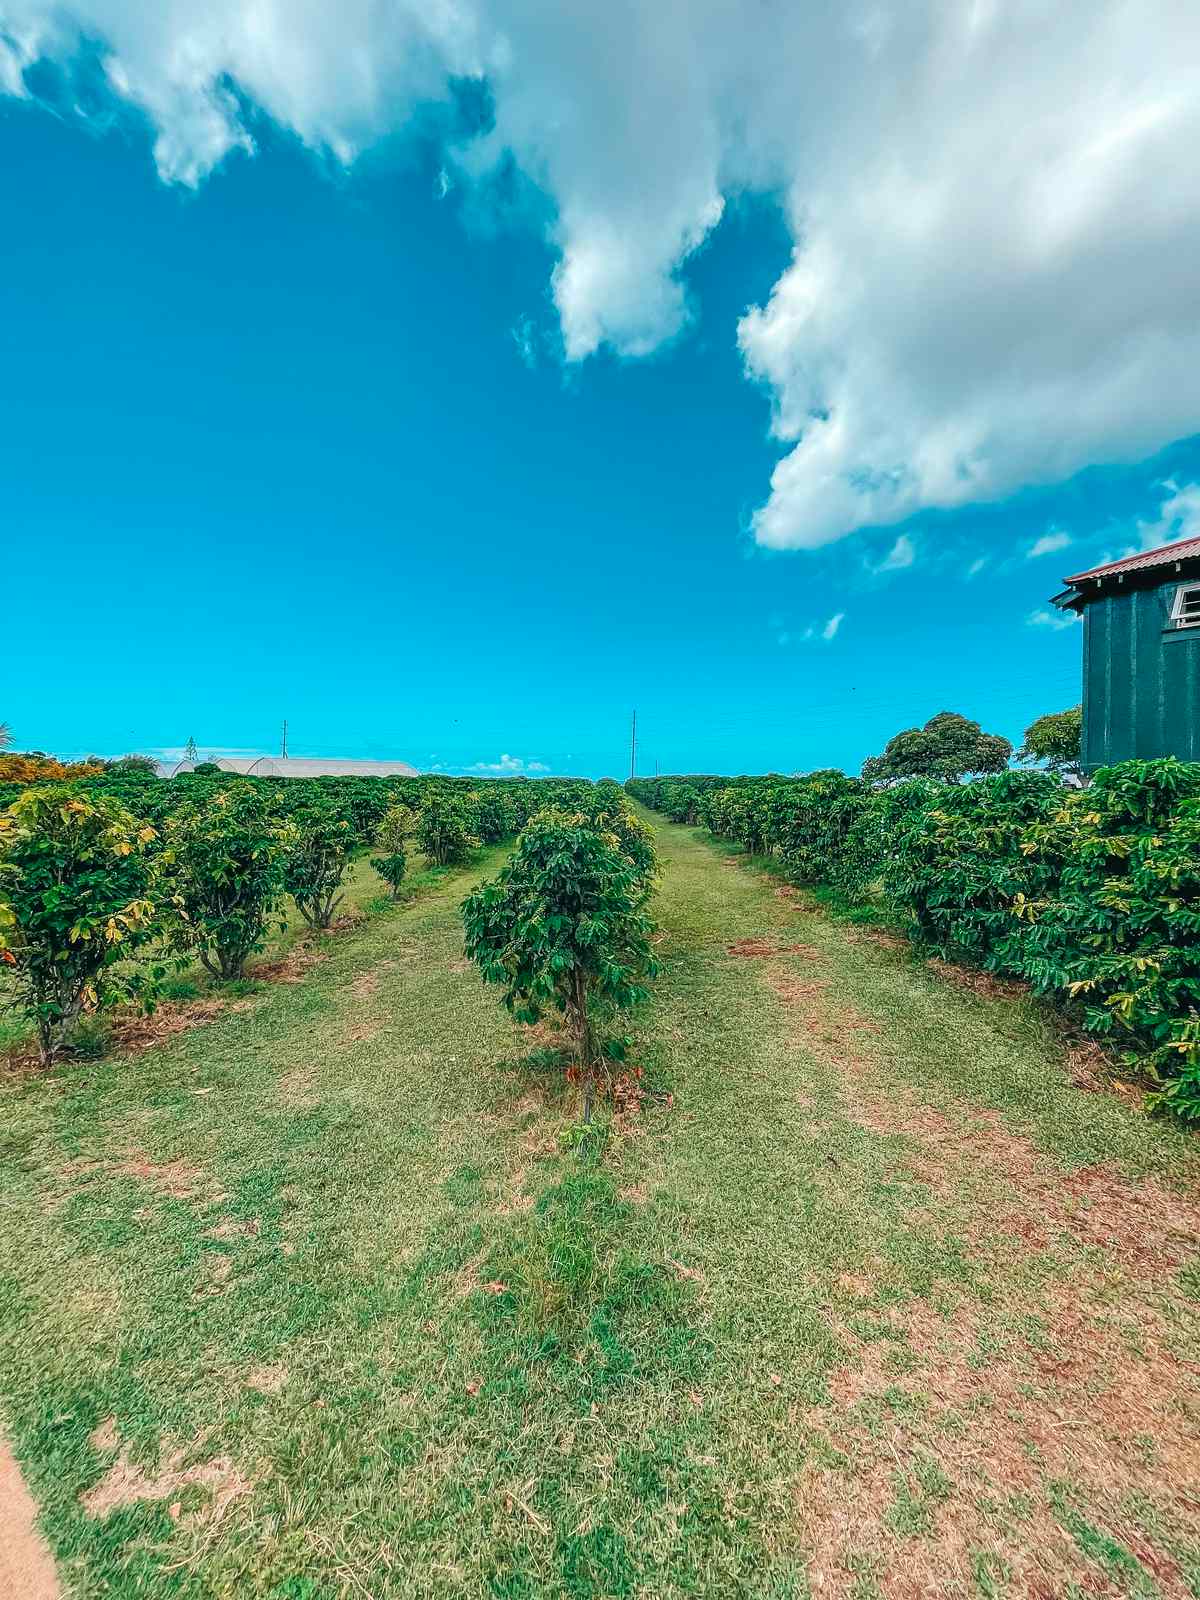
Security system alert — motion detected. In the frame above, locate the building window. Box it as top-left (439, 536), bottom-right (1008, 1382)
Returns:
top-left (1171, 583), bottom-right (1200, 627)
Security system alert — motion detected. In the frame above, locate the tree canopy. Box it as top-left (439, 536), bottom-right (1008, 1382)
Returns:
top-left (862, 711), bottom-right (1012, 786)
top-left (1017, 706), bottom-right (1083, 781)
top-left (461, 807), bottom-right (658, 1121)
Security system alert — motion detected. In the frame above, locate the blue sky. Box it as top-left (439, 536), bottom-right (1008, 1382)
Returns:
top-left (4, 8), bottom-right (1199, 778)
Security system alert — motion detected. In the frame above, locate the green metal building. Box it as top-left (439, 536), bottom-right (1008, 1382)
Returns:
top-left (1054, 536), bottom-right (1200, 770)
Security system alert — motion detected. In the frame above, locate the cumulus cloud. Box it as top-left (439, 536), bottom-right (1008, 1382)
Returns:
top-left (4, 2), bottom-right (1199, 544)
top-left (1135, 480), bottom-right (1200, 552)
top-left (1027, 530), bottom-right (1072, 559)
top-left (468, 753), bottom-right (548, 773)
top-left (1027, 608), bottom-right (1080, 631)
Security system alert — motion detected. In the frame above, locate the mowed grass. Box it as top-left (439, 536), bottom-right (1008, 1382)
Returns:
top-left (1, 813), bottom-right (1199, 1598)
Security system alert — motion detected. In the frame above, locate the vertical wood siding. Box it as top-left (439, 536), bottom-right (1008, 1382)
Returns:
top-left (1081, 582), bottom-right (1200, 768)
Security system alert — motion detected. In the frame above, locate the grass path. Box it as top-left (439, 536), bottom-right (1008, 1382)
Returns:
top-left (1, 814), bottom-right (1198, 1598)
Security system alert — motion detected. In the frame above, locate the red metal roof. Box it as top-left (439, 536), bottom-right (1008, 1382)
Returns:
top-left (1064, 535), bottom-right (1200, 586)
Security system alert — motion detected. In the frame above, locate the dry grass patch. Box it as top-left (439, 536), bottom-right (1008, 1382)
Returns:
top-left (804, 1276), bottom-right (1200, 1598)
top-left (115, 1155), bottom-right (210, 1201)
top-left (755, 942), bottom-right (1200, 1596)
top-left (847, 927), bottom-right (910, 953)
top-left (728, 938), bottom-right (823, 958)
top-left (204, 1217), bottom-right (260, 1240)
top-left (81, 1426), bottom-right (249, 1525)
top-left (923, 956), bottom-right (1028, 1002)
top-left (249, 945), bottom-right (327, 985)
top-left (277, 1066), bottom-right (320, 1108)
top-left (244, 1365), bottom-right (287, 1396)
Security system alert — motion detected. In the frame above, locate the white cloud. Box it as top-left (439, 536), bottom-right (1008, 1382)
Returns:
top-left (965, 556), bottom-right (989, 580)
top-left (773, 609), bottom-right (843, 644)
top-left (1134, 479), bottom-right (1200, 552)
top-left (1027, 530), bottom-right (1072, 559)
top-left (874, 534), bottom-right (915, 573)
top-left (511, 315), bottom-right (537, 369)
top-left (1027, 608), bottom-right (1081, 631)
top-left (468, 752), bottom-right (548, 773)
top-left (4, 2), bottom-right (1199, 546)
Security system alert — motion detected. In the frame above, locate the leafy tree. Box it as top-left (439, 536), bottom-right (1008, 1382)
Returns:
top-left (1017, 706), bottom-right (1083, 782)
top-left (0, 788), bottom-right (160, 1063)
top-left (184, 736), bottom-right (199, 763)
top-left (162, 786), bottom-right (288, 980)
top-left (0, 722), bottom-right (10, 751)
top-left (462, 809), bottom-right (659, 1122)
top-left (371, 803), bottom-right (415, 899)
top-left (105, 754), bottom-right (159, 775)
top-left (191, 761), bottom-right (222, 777)
top-left (0, 753), bottom-right (105, 785)
top-left (862, 711), bottom-right (1012, 786)
top-left (284, 804), bottom-right (354, 928)
top-left (416, 790), bottom-right (480, 867)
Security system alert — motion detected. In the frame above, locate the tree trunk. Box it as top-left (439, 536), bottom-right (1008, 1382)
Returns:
top-left (569, 968), bottom-right (598, 1124)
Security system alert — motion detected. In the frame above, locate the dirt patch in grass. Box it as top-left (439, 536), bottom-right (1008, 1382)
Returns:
top-left (249, 945), bottom-right (328, 985)
top-left (81, 1427), bottom-right (249, 1524)
top-left (520, 1019), bottom-right (566, 1050)
top-left (205, 1217), bottom-right (260, 1240)
top-left (806, 1279), bottom-right (1200, 1598)
top-left (924, 956), bottom-right (1028, 1002)
top-left (346, 1015), bottom-right (385, 1044)
top-left (2, 995), bottom-right (255, 1075)
top-left (349, 960), bottom-right (396, 1000)
top-left (765, 965), bottom-right (881, 1056)
top-left (760, 951), bottom-right (1200, 1594)
top-left (110, 998), bottom-right (248, 1053)
top-left (278, 1067), bottom-right (320, 1108)
top-left (763, 960), bottom-right (1200, 1275)
top-left (245, 1365), bottom-right (288, 1395)
top-left (115, 1155), bottom-right (210, 1201)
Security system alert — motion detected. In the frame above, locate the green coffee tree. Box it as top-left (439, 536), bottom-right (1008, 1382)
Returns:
top-left (0, 787), bottom-right (160, 1063)
top-left (163, 785), bottom-right (289, 980)
top-left (416, 790), bottom-right (480, 867)
top-left (285, 804), bottom-right (354, 928)
top-left (471, 786), bottom-right (518, 844)
top-left (462, 810), bottom-right (659, 1122)
top-left (371, 802), bottom-right (415, 899)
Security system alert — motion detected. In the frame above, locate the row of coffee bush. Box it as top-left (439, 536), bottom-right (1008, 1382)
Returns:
top-left (0, 768), bottom-right (594, 852)
top-left (628, 762), bottom-right (1200, 1119)
top-left (0, 772), bottom-right (602, 1064)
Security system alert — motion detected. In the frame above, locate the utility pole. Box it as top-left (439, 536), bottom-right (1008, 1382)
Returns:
top-left (281, 719), bottom-right (289, 760)
top-left (629, 710), bottom-right (637, 782)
